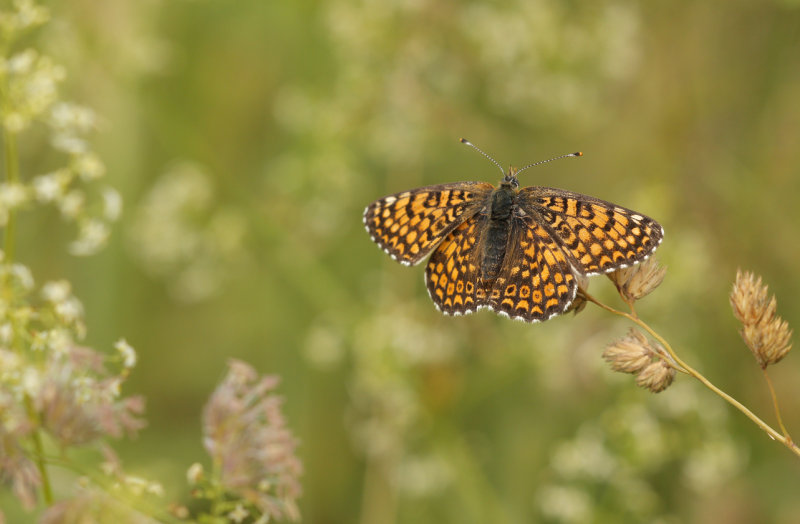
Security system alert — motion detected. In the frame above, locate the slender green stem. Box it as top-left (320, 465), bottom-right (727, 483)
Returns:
top-left (358, 456), bottom-right (396, 524)
top-left (40, 454), bottom-right (183, 524)
top-left (584, 293), bottom-right (690, 374)
top-left (23, 395), bottom-right (53, 504)
top-left (448, 435), bottom-right (515, 522)
top-left (761, 368), bottom-right (792, 442)
top-left (3, 125), bottom-right (61, 498)
top-left (3, 127), bottom-right (19, 261)
top-left (583, 291), bottom-right (800, 457)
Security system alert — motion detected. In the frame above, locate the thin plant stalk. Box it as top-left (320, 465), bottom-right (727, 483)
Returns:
top-left (41, 454), bottom-right (183, 524)
top-left (358, 457), bottom-right (396, 524)
top-left (761, 368), bottom-right (792, 443)
top-left (24, 395), bottom-right (53, 505)
top-left (3, 127), bottom-right (18, 261)
top-left (3, 125), bottom-right (57, 503)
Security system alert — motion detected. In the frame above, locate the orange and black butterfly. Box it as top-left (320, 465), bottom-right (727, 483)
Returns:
top-left (363, 139), bottom-right (664, 322)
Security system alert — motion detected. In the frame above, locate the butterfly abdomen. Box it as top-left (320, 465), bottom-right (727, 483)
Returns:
top-left (480, 186), bottom-right (515, 281)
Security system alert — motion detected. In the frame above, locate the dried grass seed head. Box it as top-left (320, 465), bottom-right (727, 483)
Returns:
top-left (635, 360), bottom-right (675, 393)
top-left (602, 328), bottom-right (655, 374)
top-left (742, 316), bottom-right (793, 368)
top-left (608, 257), bottom-right (666, 302)
top-left (730, 270), bottom-right (793, 367)
top-left (730, 270), bottom-right (773, 326)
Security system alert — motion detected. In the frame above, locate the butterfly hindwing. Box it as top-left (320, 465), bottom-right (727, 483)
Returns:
top-left (518, 187), bottom-right (663, 275)
top-left (363, 182), bottom-right (494, 266)
top-left (425, 214), bottom-right (488, 315)
top-left (486, 216), bottom-right (577, 322)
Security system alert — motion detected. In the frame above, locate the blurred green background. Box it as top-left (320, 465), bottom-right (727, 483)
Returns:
top-left (6, 0), bottom-right (800, 522)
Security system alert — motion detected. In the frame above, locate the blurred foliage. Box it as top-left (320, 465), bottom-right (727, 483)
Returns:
top-left (3, 0), bottom-right (800, 522)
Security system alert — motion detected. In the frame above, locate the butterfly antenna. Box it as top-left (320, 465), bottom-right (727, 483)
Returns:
top-left (460, 138), bottom-right (505, 176)
top-left (515, 151), bottom-right (583, 176)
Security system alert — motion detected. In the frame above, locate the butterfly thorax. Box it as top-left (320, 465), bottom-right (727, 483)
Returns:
top-left (480, 181), bottom-right (518, 282)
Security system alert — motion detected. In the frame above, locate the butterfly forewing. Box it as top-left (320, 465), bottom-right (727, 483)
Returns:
top-left (518, 188), bottom-right (664, 275)
top-left (486, 217), bottom-right (577, 321)
top-left (363, 182), bottom-right (494, 266)
top-left (425, 214), bottom-right (487, 315)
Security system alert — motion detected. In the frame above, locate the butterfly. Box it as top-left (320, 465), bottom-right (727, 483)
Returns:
top-left (363, 139), bottom-right (664, 322)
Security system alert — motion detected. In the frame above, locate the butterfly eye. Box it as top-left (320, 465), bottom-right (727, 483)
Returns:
top-left (501, 174), bottom-right (518, 188)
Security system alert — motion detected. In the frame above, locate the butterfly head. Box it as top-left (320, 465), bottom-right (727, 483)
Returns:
top-left (503, 166), bottom-right (521, 189)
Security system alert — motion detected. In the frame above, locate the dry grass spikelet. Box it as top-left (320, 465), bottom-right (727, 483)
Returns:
top-left (635, 360), bottom-right (676, 393)
top-left (730, 270), bottom-right (793, 367)
top-left (608, 257), bottom-right (666, 302)
top-left (603, 328), bottom-right (675, 393)
top-left (602, 328), bottom-right (653, 374)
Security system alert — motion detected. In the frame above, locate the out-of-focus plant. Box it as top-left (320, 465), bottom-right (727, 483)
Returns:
top-left (0, 2), bottom-right (301, 521)
top-left (127, 162), bottom-right (248, 303)
top-left (185, 360), bottom-right (303, 523)
top-left (0, 1), bottom-right (117, 258)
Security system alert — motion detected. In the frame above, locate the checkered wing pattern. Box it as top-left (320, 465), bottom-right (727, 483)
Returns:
top-left (485, 216), bottom-right (577, 321)
top-left (519, 188), bottom-right (664, 275)
top-left (424, 214), bottom-right (487, 315)
top-left (363, 182), bottom-right (494, 266)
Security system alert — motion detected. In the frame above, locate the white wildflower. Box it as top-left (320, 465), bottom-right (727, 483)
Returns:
top-left (10, 263), bottom-right (34, 290)
top-left (146, 482), bottom-right (164, 497)
top-left (59, 190), bottom-right (85, 218)
top-left (102, 187), bottom-right (122, 221)
top-left (103, 378), bottom-right (122, 400)
top-left (46, 328), bottom-right (73, 356)
top-left (73, 152), bottom-right (106, 181)
top-left (3, 112), bottom-right (26, 133)
top-left (0, 182), bottom-right (29, 209)
top-left (32, 170), bottom-right (69, 202)
top-left (54, 297), bottom-right (83, 323)
top-left (7, 0), bottom-right (50, 31)
top-left (186, 463), bottom-right (204, 485)
top-left (114, 338), bottom-right (137, 369)
top-left (69, 219), bottom-right (110, 256)
top-left (51, 134), bottom-right (88, 154)
top-left (123, 476), bottom-right (148, 496)
top-left (50, 102), bottom-right (96, 133)
top-left (7, 48), bottom-right (36, 74)
top-left (21, 367), bottom-right (41, 396)
top-left (72, 376), bottom-right (96, 404)
top-left (30, 330), bottom-right (47, 352)
top-left (41, 280), bottom-right (71, 303)
top-left (228, 504), bottom-right (249, 524)
top-left (0, 323), bottom-right (13, 344)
